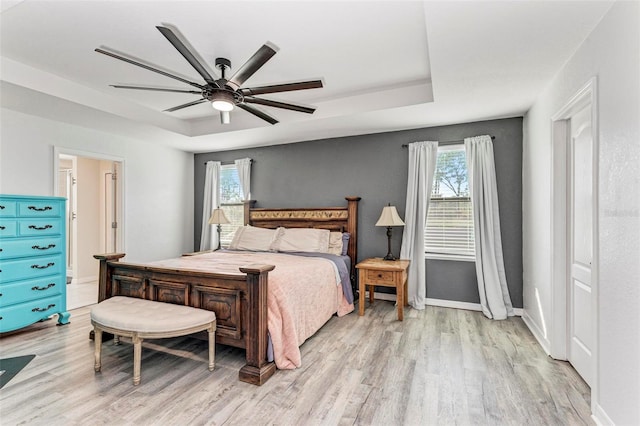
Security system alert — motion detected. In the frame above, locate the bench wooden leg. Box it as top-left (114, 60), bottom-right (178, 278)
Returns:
top-left (132, 334), bottom-right (142, 386)
top-left (94, 327), bottom-right (102, 372)
top-left (208, 323), bottom-right (216, 371)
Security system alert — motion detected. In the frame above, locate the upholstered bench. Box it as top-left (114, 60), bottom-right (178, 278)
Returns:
top-left (91, 296), bottom-right (216, 385)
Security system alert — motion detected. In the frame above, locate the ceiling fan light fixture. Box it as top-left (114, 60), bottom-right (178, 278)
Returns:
top-left (210, 91), bottom-right (235, 111)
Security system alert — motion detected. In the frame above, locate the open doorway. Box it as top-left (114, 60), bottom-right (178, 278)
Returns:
top-left (54, 149), bottom-right (124, 309)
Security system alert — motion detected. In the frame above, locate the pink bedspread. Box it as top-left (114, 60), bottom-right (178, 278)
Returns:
top-left (149, 251), bottom-right (354, 369)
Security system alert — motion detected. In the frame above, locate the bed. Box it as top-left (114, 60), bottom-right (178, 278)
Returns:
top-left (93, 196), bottom-right (360, 385)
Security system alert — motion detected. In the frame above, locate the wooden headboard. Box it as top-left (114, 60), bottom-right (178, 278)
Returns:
top-left (244, 196), bottom-right (361, 287)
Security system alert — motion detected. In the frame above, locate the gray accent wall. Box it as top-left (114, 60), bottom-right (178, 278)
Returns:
top-left (195, 117), bottom-right (523, 308)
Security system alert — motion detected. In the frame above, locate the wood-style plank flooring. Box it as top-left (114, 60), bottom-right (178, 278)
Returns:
top-left (0, 301), bottom-right (592, 425)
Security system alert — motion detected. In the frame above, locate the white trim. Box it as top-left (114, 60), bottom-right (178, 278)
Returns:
top-left (592, 403), bottom-right (614, 426)
top-left (367, 291), bottom-right (523, 316)
top-left (522, 308), bottom-right (552, 356)
top-left (71, 276), bottom-right (98, 285)
top-left (549, 76), bottom-right (599, 415)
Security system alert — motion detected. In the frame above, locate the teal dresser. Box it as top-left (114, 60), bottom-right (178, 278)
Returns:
top-left (0, 194), bottom-right (70, 332)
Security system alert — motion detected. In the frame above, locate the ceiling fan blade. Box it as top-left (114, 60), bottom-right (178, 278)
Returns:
top-left (227, 43), bottom-right (278, 90)
top-left (240, 80), bottom-right (323, 96)
top-left (237, 103), bottom-right (279, 125)
top-left (110, 85), bottom-right (201, 94)
top-left (244, 96), bottom-right (316, 114)
top-left (95, 48), bottom-right (204, 89)
top-left (156, 26), bottom-right (218, 86)
top-left (164, 98), bottom-right (208, 112)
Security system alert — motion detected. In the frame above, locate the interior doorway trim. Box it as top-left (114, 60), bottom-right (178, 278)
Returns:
top-left (549, 76), bottom-right (599, 412)
top-left (52, 146), bottom-right (126, 254)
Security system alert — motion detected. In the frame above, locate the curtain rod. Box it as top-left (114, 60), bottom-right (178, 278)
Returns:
top-left (401, 135), bottom-right (494, 148)
top-left (203, 159), bottom-right (254, 165)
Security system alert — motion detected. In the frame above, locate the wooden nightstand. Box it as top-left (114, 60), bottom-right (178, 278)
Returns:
top-left (356, 258), bottom-right (410, 321)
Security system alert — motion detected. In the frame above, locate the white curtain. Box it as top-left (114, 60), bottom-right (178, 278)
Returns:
top-left (200, 161), bottom-right (221, 251)
top-left (465, 135), bottom-right (514, 320)
top-left (234, 158), bottom-right (252, 200)
top-left (400, 141), bottom-right (439, 310)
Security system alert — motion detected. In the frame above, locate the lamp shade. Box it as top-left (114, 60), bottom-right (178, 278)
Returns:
top-left (208, 208), bottom-right (231, 225)
top-left (375, 205), bottom-right (405, 227)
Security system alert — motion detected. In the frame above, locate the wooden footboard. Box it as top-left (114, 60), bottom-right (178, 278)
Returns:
top-left (93, 253), bottom-right (276, 385)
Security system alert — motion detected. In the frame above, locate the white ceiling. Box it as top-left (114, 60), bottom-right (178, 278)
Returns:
top-left (1, 1), bottom-right (613, 153)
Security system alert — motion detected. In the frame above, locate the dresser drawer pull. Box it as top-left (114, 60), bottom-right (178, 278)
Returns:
top-left (0, 226), bottom-right (5, 230)
top-left (31, 262), bottom-right (55, 269)
top-left (32, 244), bottom-right (56, 251)
top-left (28, 206), bottom-right (53, 212)
top-left (0, 205), bottom-right (4, 209)
top-left (32, 283), bottom-right (56, 291)
top-left (28, 225), bottom-right (53, 230)
top-left (378, 274), bottom-right (382, 278)
top-left (32, 304), bottom-right (56, 313)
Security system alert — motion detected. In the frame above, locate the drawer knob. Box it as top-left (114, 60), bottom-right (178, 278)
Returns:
top-left (32, 304), bottom-right (56, 313)
top-left (0, 226), bottom-right (5, 230)
top-left (32, 283), bottom-right (56, 291)
top-left (31, 262), bottom-right (55, 270)
top-left (378, 274), bottom-right (382, 278)
top-left (0, 205), bottom-right (4, 209)
top-left (28, 206), bottom-right (52, 212)
top-left (28, 225), bottom-right (53, 231)
top-left (32, 244), bottom-right (56, 251)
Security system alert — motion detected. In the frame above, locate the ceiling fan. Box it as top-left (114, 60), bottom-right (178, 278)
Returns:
top-left (95, 26), bottom-right (323, 125)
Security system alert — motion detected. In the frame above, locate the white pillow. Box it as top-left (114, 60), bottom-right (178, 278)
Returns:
top-left (272, 228), bottom-right (330, 253)
top-left (327, 232), bottom-right (344, 256)
top-left (229, 225), bottom-right (282, 252)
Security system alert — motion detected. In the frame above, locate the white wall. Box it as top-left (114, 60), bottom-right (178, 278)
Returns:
top-left (523, 2), bottom-right (639, 425)
top-left (0, 108), bottom-right (194, 263)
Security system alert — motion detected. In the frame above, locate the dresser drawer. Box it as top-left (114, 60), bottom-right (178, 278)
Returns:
top-left (0, 254), bottom-right (64, 282)
top-left (365, 269), bottom-right (395, 284)
top-left (0, 220), bottom-right (18, 237)
top-left (0, 201), bottom-right (17, 217)
top-left (0, 236), bottom-right (63, 260)
top-left (0, 295), bottom-right (63, 333)
top-left (0, 276), bottom-right (63, 307)
top-left (17, 201), bottom-right (62, 217)
top-left (18, 219), bottom-right (63, 237)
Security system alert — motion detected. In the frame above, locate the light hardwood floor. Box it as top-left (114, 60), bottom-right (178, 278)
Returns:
top-left (0, 301), bottom-right (592, 425)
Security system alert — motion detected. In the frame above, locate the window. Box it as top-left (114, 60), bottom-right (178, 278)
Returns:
top-left (424, 145), bottom-right (475, 259)
top-left (219, 164), bottom-right (244, 247)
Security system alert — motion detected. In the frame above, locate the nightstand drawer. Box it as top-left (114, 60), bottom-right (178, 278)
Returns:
top-left (366, 269), bottom-right (395, 284)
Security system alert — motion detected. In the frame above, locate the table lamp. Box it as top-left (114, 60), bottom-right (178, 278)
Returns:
top-left (375, 204), bottom-right (405, 261)
top-left (208, 207), bottom-right (230, 250)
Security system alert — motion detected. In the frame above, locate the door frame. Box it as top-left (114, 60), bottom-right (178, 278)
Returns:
top-left (52, 147), bottom-right (126, 255)
top-left (550, 77), bottom-right (599, 409)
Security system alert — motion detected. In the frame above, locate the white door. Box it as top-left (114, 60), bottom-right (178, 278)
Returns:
top-left (568, 103), bottom-right (593, 385)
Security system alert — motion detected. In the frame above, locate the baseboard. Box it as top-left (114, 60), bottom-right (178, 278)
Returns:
top-left (592, 403), bottom-right (614, 426)
top-left (521, 309), bottom-right (551, 355)
top-left (368, 292), bottom-right (523, 316)
top-left (70, 276), bottom-right (98, 285)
